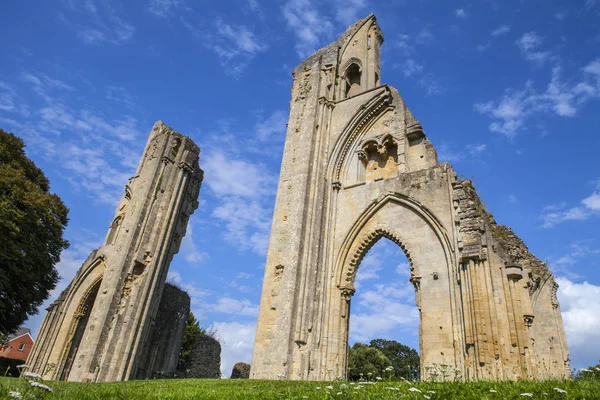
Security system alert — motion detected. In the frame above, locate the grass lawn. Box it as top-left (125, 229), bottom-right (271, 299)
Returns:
top-left (2, 376), bottom-right (599, 399)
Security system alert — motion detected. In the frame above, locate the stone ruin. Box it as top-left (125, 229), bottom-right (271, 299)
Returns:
top-left (179, 331), bottom-right (221, 379)
top-left (251, 14), bottom-right (570, 381)
top-left (27, 122), bottom-right (203, 382)
top-left (231, 362), bottom-right (251, 379)
top-left (25, 14), bottom-right (571, 384)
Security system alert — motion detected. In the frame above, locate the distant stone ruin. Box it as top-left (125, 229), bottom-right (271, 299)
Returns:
top-left (251, 14), bottom-right (570, 381)
top-left (179, 332), bottom-right (221, 378)
top-left (27, 122), bottom-right (203, 382)
top-left (231, 362), bottom-right (251, 379)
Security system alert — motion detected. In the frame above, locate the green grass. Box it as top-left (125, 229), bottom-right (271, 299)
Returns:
top-left (2, 376), bottom-right (599, 399)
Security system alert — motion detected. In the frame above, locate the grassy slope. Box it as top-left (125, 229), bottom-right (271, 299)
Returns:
top-left (2, 377), bottom-right (599, 399)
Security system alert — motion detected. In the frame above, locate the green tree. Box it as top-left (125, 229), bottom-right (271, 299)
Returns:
top-left (369, 338), bottom-right (420, 380)
top-left (0, 129), bottom-right (69, 336)
top-left (347, 342), bottom-right (391, 381)
top-left (575, 361), bottom-right (600, 381)
top-left (178, 312), bottom-right (203, 369)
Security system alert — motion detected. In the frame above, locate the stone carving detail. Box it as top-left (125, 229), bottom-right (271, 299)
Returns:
top-left (27, 122), bottom-right (203, 382)
top-left (252, 14), bottom-right (569, 383)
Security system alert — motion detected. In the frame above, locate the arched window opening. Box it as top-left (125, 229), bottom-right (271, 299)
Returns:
top-left (347, 238), bottom-right (420, 381)
top-left (358, 137), bottom-right (399, 182)
top-left (345, 63), bottom-right (362, 98)
top-left (59, 278), bottom-right (102, 381)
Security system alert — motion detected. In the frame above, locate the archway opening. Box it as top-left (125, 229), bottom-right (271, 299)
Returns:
top-left (348, 237), bottom-right (420, 381)
top-left (344, 63), bottom-right (362, 98)
top-left (59, 279), bottom-right (102, 380)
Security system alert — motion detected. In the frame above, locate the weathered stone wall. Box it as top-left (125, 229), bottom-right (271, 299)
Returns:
top-left (231, 362), bottom-right (251, 379)
top-left (179, 334), bottom-right (221, 378)
top-left (251, 14), bottom-right (570, 382)
top-left (135, 283), bottom-right (190, 379)
top-left (27, 122), bottom-right (203, 382)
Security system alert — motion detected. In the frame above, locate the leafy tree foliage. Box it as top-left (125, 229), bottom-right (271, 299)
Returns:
top-left (347, 343), bottom-right (391, 380)
top-left (179, 312), bottom-right (203, 369)
top-left (575, 361), bottom-right (600, 380)
top-left (369, 338), bottom-right (420, 380)
top-left (0, 130), bottom-right (69, 336)
top-left (348, 339), bottom-right (420, 381)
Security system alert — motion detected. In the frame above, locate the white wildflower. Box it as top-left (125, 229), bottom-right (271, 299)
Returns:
top-left (340, 384), bottom-right (348, 390)
top-left (367, 372), bottom-right (372, 376)
top-left (553, 388), bottom-right (567, 394)
top-left (315, 386), bottom-right (320, 390)
top-left (376, 376), bottom-right (382, 380)
top-left (581, 368), bottom-right (591, 372)
top-left (427, 390), bottom-right (436, 394)
top-left (336, 392), bottom-right (342, 395)
top-left (595, 367), bottom-right (600, 372)
top-left (302, 397), bottom-right (308, 399)
top-left (490, 389), bottom-right (497, 393)
top-left (23, 372), bottom-right (42, 380)
top-left (28, 381), bottom-right (53, 392)
top-left (385, 387), bottom-right (399, 391)
top-left (326, 385), bottom-right (333, 390)
top-left (520, 394), bottom-right (533, 398)
top-left (9, 392), bottom-right (22, 399)
top-left (424, 396), bottom-right (431, 400)
top-left (408, 387), bottom-right (422, 393)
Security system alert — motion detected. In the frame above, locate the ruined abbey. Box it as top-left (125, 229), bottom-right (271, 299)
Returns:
top-left (27, 122), bottom-right (203, 382)
top-left (27, 14), bottom-right (569, 383)
top-left (250, 15), bottom-right (570, 381)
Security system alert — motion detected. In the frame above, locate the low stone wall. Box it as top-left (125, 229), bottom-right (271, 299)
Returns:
top-left (179, 334), bottom-right (221, 378)
top-left (231, 362), bottom-right (251, 379)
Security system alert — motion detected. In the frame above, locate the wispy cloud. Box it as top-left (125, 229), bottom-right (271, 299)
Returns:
top-left (332, 0), bottom-right (367, 26)
top-left (515, 31), bottom-right (551, 66)
top-left (540, 179), bottom-right (600, 228)
top-left (213, 321), bottom-right (256, 377)
top-left (475, 60), bottom-right (600, 138)
top-left (60, 1), bottom-right (135, 46)
top-left (491, 25), bottom-right (510, 37)
top-left (556, 277), bottom-right (600, 369)
top-left (282, 0), bottom-right (334, 58)
top-left (200, 111), bottom-right (285, 255)
top-left (7, 71), bottom-right (144, 204)
top-left (148, 0), bottom-right (186, 17)
top-left (455, 8), bottom-right (468, 19)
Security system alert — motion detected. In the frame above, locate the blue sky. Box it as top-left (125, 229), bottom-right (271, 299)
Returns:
top-left (1, 0), bottom-right (599, 377)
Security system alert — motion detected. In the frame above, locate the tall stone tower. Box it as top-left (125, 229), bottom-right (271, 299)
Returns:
top-left (27, 121), bottom-right (203, 382)
top-left (251, 15), bottom-right (570, 381)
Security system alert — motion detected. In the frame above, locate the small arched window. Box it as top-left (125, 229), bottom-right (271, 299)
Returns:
top-left (344, 63), bottom-right (362, 98)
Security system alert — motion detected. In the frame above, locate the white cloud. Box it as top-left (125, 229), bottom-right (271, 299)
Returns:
top-left (455, 8), bottom-right (467, 19)
top-left (202, 18), bottom-right (267, 76)
top-left (350, 282), bottom-right (418, 343)
top-left (541, 182), bottom-right (600, 228)
top-left (468, 143), bottom-right (486, 155)
top-left (213, 321), bottom-right (256, 378)
top-left (60, 2), bottom-right (135, 46)
top-left (515, 32), bottom-right (551, 66)
top-left (282, 0), bottom-right (334, 58)
top-left (556, 277), bottom-right (600, 369)
top-left (332, 0), bottom-right (367, 26)
top-left (508, 194), bottom-right (518, 204)
top-left (491, 25), bottom-right (510, 37)
top-left (475, 62), bottom-right (600, 138)
top-left (255, 110), bottom-right (287, 141)
top-left (148, 0), bottom-right (186, 17)
top-left (181, 217), bottom-right (209, 264)
top-left (415, 27), bottom-right (434, 45)
top-left (401, 59), bottom-right (423, 77)
top-left (209, 297), bottom-right (258, 317)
